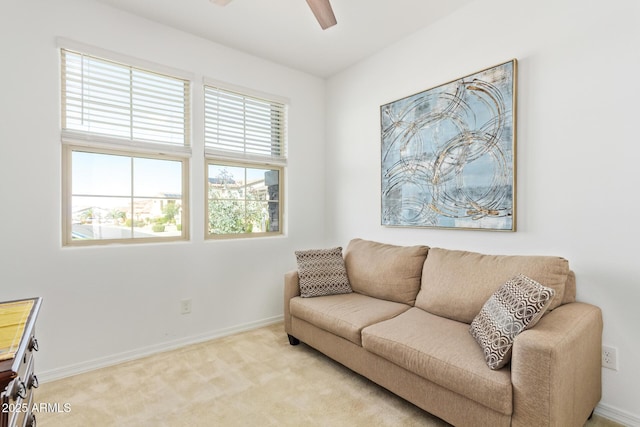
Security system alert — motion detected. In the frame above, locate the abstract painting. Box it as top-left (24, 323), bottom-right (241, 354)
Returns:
top-left (381, 60), bottom-right (516, 231)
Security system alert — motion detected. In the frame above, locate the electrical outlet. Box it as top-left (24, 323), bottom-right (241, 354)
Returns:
top-left (180, 298), bottom-right (192, 315)
top-left (602, 345), bottom-right (618, 370)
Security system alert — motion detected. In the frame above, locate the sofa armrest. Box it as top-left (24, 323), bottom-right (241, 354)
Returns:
top-left (511, 302), bottom-right (602, 427)
top-left (284, 270), bottom-right (300, 333)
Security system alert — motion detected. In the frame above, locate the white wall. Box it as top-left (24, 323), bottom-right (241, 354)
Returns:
top-left (0, 0), bottom-right (326, 378)
top-left (325, 0), bottom-right (640, 423)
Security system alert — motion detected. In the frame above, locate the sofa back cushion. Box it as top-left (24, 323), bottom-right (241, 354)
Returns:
top-left (414, 248), bottom-right (573, 324)
top-left (344, 239), bottom-right (429, 305)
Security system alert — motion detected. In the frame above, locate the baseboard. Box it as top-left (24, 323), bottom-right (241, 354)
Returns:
top-left (596, 402), bottom-right (640, 427)
top-left (38, 315), bottom-right (284, 383)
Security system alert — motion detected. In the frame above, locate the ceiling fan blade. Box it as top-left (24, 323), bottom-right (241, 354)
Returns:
top-left (210, 0), bottom-right (233, 6)
top-left (305, 0), bottom-right (337, 30)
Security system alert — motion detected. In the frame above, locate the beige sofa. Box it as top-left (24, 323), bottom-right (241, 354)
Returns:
top-left (284, 239), bottom-right (602, 427)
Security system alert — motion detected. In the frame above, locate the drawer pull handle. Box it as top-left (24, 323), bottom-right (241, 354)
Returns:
top-left (15, 380), bottom-right (27, 399)
top-left (29, 337), bottom-right (39, 351)
top-left (29, 374), bottom-right (39, 389)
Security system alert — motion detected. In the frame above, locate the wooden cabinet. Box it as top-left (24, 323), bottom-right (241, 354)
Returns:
top-left (0, 298), bottom-right (42, 427)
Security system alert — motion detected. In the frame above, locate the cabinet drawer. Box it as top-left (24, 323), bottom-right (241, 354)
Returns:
top-left (2, 378), bottom-right (24, 427)
top-left (14, 386), bottom-right (35, 427)
top-left (1, 343), bottom-right (37, 427)
top-left (0, 298), bottom-right (42, 427)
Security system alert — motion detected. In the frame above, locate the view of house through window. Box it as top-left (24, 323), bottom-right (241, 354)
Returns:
top-left (207, 162), bottom-right (281, 236)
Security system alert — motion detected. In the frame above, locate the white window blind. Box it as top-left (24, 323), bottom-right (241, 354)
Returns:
top-left (204, 85), bottom-right (287, 164)
top-left (61, 49), bottom-right (190, 151)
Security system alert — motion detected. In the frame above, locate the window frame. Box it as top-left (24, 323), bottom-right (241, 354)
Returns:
top-left (203, 80), bottom-right (288, 240)
top-left (205, 159), bottom-right (283, 240)
top-left (59, 41), bottom-right (192, 246)
top-left (62, 145), bottom-right (190, 246)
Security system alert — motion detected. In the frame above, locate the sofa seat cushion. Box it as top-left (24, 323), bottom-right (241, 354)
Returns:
top-left (361, 307), bottom-right (512, 415)
top-left (290, 293), bottom-right (411, 346)
top-left (415, 248), bottom-right (571, 324)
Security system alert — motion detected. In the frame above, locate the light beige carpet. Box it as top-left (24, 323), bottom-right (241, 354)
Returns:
top-left (37, 323), bottom-right (620, 427)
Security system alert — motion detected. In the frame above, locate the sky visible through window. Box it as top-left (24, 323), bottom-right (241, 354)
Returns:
top-left (72, 152), bottom-right (181, 196)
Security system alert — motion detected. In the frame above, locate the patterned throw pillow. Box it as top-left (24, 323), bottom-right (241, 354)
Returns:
top-left (295, 247), bottom-right (352, 298)
top-left (469, 274), bottom-right (556, 370)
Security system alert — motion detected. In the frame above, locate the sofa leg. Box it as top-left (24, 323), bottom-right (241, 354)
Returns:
top-left (287, 334), bottom-right (300, 346)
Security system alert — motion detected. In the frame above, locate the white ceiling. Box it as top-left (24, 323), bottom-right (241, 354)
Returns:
top-left (94, 0), bottom-right (475, 78)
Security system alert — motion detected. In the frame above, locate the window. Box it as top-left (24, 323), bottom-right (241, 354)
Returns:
top-left (207, 162), bottom-right (281, 236)
top-left (204, 83), bottom-right (287, 238)
top-left (61, 48), bottom-right (190, 245)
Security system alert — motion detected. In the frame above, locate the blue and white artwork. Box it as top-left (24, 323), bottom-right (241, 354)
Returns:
top-left (381, 60), bottom-right (516, 231)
